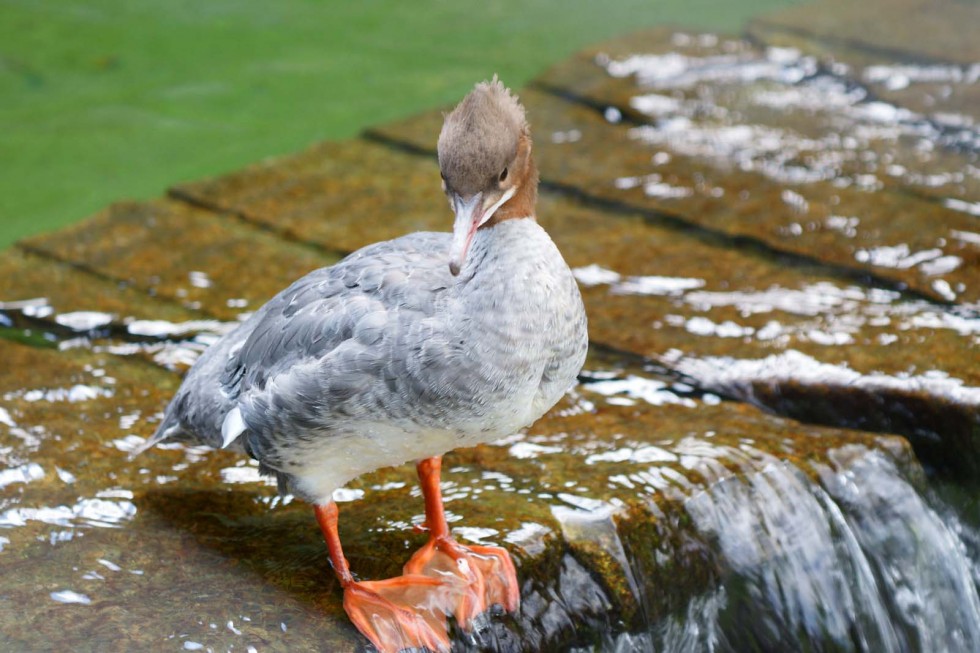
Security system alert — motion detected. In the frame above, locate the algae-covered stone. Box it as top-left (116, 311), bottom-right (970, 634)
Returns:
top-left (0, 249), bottom-right (195, 324)
top-left (0, 338), bottom-right (936, 651)
top-left (752, 0), bottom-right (980, 65)
top-left (20, 199), bottom-right (337, 321)
top-left (172, 139), bottom-right (448, 253)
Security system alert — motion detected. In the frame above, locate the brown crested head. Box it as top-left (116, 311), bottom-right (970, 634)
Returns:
top-left (439, 77), bottom-right (539, 276)
top-left (439, 77), bottom-right (526, 194)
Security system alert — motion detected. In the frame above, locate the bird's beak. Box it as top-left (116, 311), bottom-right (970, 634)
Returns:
top-left (448, 188), bottom-right (516, 276)
top-left (449, 193), bottom-right (484, 276)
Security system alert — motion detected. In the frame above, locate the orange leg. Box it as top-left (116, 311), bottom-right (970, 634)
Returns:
top-left (315, 502), bottom-right (453, 653)
top-left (403, 456), bottom-right (520, 628)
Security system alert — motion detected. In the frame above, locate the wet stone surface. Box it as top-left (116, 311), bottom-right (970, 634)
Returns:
top-left (19, 199), bottom-right (340, 323)
top-left (372, 37), bottom-right (979, 305)
top-left (2, 3), bottom-right (980, 651)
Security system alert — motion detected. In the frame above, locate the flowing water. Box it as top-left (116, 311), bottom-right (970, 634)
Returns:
top-left (525, 419), bottom-right (980, 652)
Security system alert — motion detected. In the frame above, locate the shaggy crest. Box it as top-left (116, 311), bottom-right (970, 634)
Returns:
top-left (437, 76), bottom-right (529, 196)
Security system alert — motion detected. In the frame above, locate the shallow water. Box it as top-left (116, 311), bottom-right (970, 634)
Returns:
top-left (1, 303), bottom-right (978, 650)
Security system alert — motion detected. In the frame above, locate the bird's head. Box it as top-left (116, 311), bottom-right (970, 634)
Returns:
top-left (438, 76), bottom-right (538, 276)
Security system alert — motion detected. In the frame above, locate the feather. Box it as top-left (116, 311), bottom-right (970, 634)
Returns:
top-left (221, 406), bottom-right (246, 448)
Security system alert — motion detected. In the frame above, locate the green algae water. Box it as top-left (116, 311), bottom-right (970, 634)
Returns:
top-left (0, 0), bottom-right (797, 249)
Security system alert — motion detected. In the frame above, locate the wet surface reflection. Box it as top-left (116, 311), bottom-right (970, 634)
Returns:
top-left (1, 300), bottom-right (978, 649)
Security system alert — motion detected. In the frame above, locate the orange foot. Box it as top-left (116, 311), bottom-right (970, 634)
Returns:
top-left (316, 455), bottom-right (522, 653)
top-left (403, 534), bottom-right (520, 630)
top-left (342, 575), bottom-right (457, 653)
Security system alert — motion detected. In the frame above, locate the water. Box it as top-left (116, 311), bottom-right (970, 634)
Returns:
top-left (680, 450), bottom-right (980, 652)
top-left (5, 301), bottom-right (978, 650)
top-left (467, 434), bottom-right (980, 652)
top-left (555, 445), bottom-right (980, 653)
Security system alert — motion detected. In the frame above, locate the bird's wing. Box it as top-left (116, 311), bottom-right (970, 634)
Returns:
top-left (222, 232), bottom-right (453, 446)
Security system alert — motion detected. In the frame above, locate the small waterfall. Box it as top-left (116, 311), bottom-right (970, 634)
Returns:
top-left (484, 434), bottom-right (980, 653)
top-left (641, 447), bottom-right (980, 652)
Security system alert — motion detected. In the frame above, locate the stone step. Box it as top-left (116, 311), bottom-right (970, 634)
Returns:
top-left (0, 248), bottom-right (195, 324)
top-left (171, 139), bottom-right (447, 252)
top-left (368, 32), bottom-right (980, 304)
top-left (19, 199), bottom-right (338, 322)
top-left (0, 338), bottom-right (920, 651)
top-left (166, 125), bottom-right (979, 476)
top-left (751, 0), bottom-right (980, 66)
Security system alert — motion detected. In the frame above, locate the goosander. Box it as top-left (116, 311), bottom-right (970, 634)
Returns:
top-left (145, 77), bottom-right (588, 652)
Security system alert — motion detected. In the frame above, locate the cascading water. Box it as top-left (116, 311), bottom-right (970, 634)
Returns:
top-left (594, 446), bottom-right (980, 652)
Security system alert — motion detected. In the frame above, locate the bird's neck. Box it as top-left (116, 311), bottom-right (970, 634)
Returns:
top-left (466, 218), bottom-right (556, 285)
top-left (483, 142), bottom-right (538, 227)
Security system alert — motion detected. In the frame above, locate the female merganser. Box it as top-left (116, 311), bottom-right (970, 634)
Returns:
top-left (145, 77), bottom-right (588, 652)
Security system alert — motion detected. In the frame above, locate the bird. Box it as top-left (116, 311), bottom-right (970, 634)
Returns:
top-left (142, 77), bottom-right (589, 652)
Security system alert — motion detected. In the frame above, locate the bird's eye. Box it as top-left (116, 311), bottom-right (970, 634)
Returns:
top-left (499, 167), bottom-right (508, 183)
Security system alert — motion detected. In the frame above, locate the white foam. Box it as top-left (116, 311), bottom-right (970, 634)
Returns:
top-left (188, 271), bottom-right (212, 289)
top-left (5, 385), bottom-right (114, 403)
top-left (126, 319), bottom-right (228, 337)
top-left (453, 526), bottom-right (500, 545)
top-left (50, 590), bottom-right (92, 605)
top-left (572, 264), bottom-right (622, 287)
top-left (508, 442), bottom-right (563, 459)
top-left (332, 488), bottom-right (364, 503)
top-left (584, 375), bottom-right (696, 408)
top-left (111, 435), bottom-right (147, 453)
top-left (950, 229), bottom-right (980, 246)
top-left (0, 463), bottom-right (45, 490)
top-left (681, 316), bottom-right (755, 339)
top-left (54, 311), bottom-right (114, 331)
top-left (855, 244), bottom-right (942, 269)
top-left (586, 445), bottom-right (678, 465)
top-left (0, 496), bottom-right (137, 529)
top-left (97, 558), bottom-right (122, 572)
top-left (944, 198), bottom-right (980, 217)
top-left (671, 350), bottom-right (980, 405)
top-left (864, 63), bottom-right (980, 90)
top-left (644, 181), bottom-right (693, 199)
top-left (612, 275), bottom-right (705, 296)
top-left (631, 93), bottom-right (683, 116)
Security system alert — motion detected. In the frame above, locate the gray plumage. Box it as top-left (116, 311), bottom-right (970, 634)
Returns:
top-left (147, 79), bottom-right (589, 504)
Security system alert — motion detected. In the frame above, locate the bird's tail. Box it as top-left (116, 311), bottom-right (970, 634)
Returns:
top-left (127, 419), bottom-right (181, 461)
